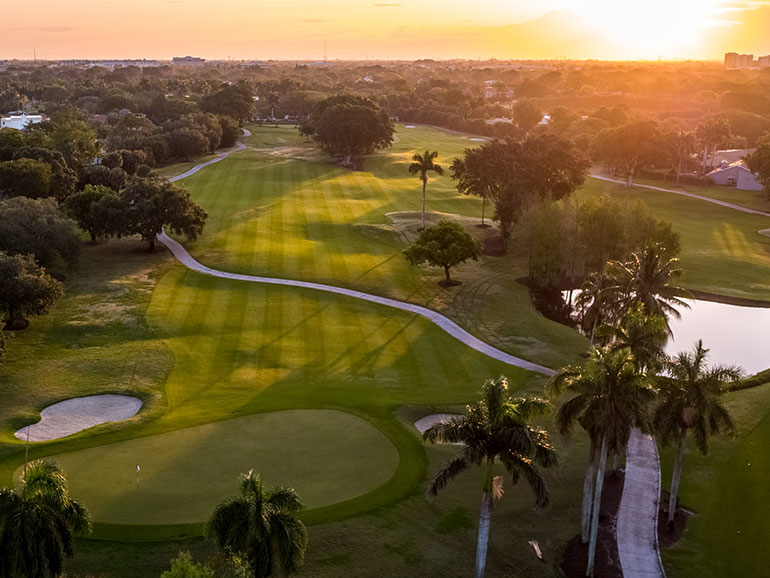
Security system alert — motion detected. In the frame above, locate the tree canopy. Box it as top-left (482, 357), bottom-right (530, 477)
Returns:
top-left (0, 197), bottom-right (80, 270)
top-left (119, 177), bottom-right (208, 250)
top-left (0, 252), bottom-right (63, 325)
top-left (307, 95), bottom-right (394, 166)
top-left (592, 120), bottom-right (666, 186)
top-left (452, 133), bottom-right (588, 242)
top-left (403, 220), bottom-right (481, 285)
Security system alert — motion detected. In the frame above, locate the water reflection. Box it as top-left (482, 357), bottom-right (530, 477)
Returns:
top-left (665, 299), bottom-right (770, 375)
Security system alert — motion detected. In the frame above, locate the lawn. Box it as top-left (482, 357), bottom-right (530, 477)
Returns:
top-left (660, 383), bottom-right (770, 577)
top-left (2, 122), bottom-right (770, 577)
top-left (579, 177), bottom-right (770, 301)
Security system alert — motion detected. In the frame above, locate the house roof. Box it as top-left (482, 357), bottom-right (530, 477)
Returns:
top-left (706, 159), bottom-right (756, 177)
top-left (704, 149), bottom-right (755, 167)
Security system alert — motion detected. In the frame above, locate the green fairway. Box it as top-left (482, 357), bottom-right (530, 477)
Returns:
top-left (24, 410), bottom-right (399, 525)
top-left (578, 177), bottom-right (770, 300)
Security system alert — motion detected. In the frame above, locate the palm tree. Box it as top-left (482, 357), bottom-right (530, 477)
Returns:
top-left (207, 471), bottom-right (307, 578)
top-left (574, 272), bottom-right (617, 344)
top-left (0, 460), bottom-right (91, 578)
top-left (548, 348), bottom-right (655, 577)
top-left (423, 377), bottom-right (556, 578)
top-left (654, 341), bottom-right (741, 529)
top-left (672, 131), bottom-right (697, 185)
top-left (409, 150), bottom-right (444, 229)
top-left (608, 244), bottom-right (691, 331)
top-left (596, 303), bottom-right (668, 373)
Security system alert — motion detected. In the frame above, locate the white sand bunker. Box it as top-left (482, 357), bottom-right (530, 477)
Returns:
top-left (469, 137), bottom-right (487, 142)
top-left (414, 413), bottom-right (461, 434)
top-left (15, 395), bottom-right (143, 442)
top-left (404, 125), bottom-right (416, 128)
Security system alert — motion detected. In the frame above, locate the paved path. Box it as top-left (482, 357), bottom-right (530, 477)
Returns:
top-left (590, 174), bottom-right (770, 217)
top-left (157, 231), bottom-right (555, 376)
top-left (168, 128), bottom-right (250, 183)
top-left (616, 428), bottom-right (666, 578)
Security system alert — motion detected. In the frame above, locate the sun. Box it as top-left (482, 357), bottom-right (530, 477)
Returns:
top-left (569, 0), bottom-right (722, 58)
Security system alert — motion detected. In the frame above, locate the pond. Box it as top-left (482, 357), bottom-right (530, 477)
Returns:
top-left (563, 292), bottom-right (770, 375)
top-left (665, 299), bottom-right (770, 375)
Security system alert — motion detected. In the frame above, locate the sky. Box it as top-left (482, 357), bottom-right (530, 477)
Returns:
top-left (2, 0), bottom-right (770, 61)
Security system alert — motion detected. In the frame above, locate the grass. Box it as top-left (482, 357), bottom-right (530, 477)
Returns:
top-left (579, 177), bottom-right (770, 301)
top-left (660, 383), bottom-right (770, 577)
top-left (3, 123), bottom-right (770, 576)
top-left (27, 410), bottom-right (399, 525)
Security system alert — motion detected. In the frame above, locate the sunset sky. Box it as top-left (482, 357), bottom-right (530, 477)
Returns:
top-left (2, 0), bottom-right (770, 61)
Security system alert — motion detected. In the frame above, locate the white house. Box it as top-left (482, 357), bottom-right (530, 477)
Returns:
top-left (0, 112), bottom-right (43, 131)
top-left (706, 160), bottom-right (763, 191)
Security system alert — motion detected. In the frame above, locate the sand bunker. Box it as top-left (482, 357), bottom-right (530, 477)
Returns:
top-left (414, 413), bottom-right (461, 434)
top-left (404, 125), bottom-right (416, 128)
top-left (469, 137), bottom-right (487, 142)
top-left (15, 395), bottom-right (143, 442)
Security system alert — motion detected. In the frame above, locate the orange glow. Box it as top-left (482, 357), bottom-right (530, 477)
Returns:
top-left (0, 0), bottom-right (768, 61)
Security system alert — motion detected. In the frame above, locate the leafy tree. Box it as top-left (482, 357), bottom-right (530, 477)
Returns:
top-left (218, 115), bottom-right (241, 148)
top-left (308, 95), bottom-right (394, 166)
top-left (46, 109), bottom-right (100, 167)
top-left (0, 197), bottom-right (80, 269)
top-left (747, 132), bottom-right (770, 196)
top-left (120, 178), bottom-right (207, 250)
top-left (0, 158), bottom-right (52, 199)
top-left (403, 220), bottom-right (481, 285)
top-left (548, 348), bottom-right (655, 577)
top-left (452, 134), bottom-right (588, 244)
top-left (119, 150), bottom-right (147, 176)
top-left (201, 83), bottom-right (255, 123)
top-left (512, 99), bottom-right (542, 133)
top-left (168, 128), bottom-right (209, 161)
top-left (592, 120), bottom-right (665, 186)
top-left (207, 471), bottom-right (307, 578)
top-left (12, 147), bottom-right (78, 200)
top-left (79, 164), bottom-right (126, 192)
top-left (0, 252), bottom-right (63, 326)
top-left (423, 377), bottom-right (556, 578)
top-left (0, 460), bottom-right (91, 578)
top-left (654, 341), bottom-right (741, 528)
top-left (62, 185), bottom-right (120, 242)
top-left (408, 150), bottom-right (444, 229)
top-left (161, 551), bottom-right (214, 578)
top-left (607, 244), bottom-right (690, 331)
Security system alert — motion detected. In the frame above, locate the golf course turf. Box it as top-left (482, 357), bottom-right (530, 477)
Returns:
top-left (1, 124), bottom-right (770, 577)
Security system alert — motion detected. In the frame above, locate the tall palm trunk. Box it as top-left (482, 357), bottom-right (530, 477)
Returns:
top-left (676, 158), bottom-right (682, 185)
top-left (421, 178), bottom-right (427, 229)
top-left (475, 459), bottom-right (494, 578)
top-left (701, 145), bottom-right (709, 174)
top-left (581, 438), bottom-right (597, 543)
top-left (481, 196), bottom-right (486, 225)
top-left (586, 433), bottom-right (608, 577)
top-left (668, 432), bottom-right (686, 528)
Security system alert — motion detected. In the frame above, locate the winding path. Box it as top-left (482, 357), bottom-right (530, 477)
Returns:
top-left (590, 174), bottom-right (770, 217)
top-left (168, 129), bottom-right (250, 183)
top-left (616, 429), bottom-right (667, 578)
top-left (156, 231), bottom-right (555, 376)
top-left (162, 130), bottom-right (673, 575)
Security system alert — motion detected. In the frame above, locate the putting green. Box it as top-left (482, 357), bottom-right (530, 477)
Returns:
top-left (22, 410), bottom-right (399, 525)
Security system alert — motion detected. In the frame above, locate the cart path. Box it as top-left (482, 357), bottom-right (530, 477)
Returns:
top-left (156, 231), bottom-right (555, 376)
top-left (590, 174), bottom-right (770, 217)
top-left (616, 429), bottom-right (667, 578)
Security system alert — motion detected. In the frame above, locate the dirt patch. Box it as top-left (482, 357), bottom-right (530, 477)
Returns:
top-left (658, 491), bottom-right (692, 549)
top-left (2, 318), bottom-right (30, 331)
top-left (438, 279), bottom-right (462, 288)
top-left (561, 471), bottom-right (624, 578)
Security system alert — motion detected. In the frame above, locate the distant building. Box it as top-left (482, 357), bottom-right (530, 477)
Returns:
top-left (703, 149), bottom-right (755, 171)
top-left (724, 52), bottom-right (770, 69)
top-left (707, 160), bottom-right (762, 191)
top-left (172, 56), bottom-right (205, 67)
top-left (0, 111), bottom-right (43, 130)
